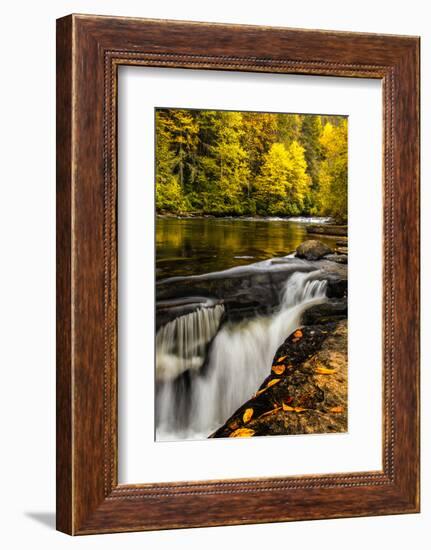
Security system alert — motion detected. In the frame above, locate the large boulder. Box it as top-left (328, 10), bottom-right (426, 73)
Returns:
top-left (296, 240), bottom-right (332, 260)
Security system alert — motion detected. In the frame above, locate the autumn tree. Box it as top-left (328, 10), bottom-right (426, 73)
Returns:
top-left (300, 115), bottom-right (322, 189)
top-left (154, 108), bottom-right (347, 219)
top-left (276, 113), bottom-right (302, 146)
top-left (158, 109), bottom-right (199, 192)
top-left (192, 111), bottom-right (249, 214)
top-left (255, 141), bottom-right (310, 215)
top-left (318, 120), bottom-right (348, 222)
top-left (212, 111), bottom-right (250, 214)
top-left (155, 111), bottom-right (185, 212)
top-left (241, 113), bottom-right (278, 188)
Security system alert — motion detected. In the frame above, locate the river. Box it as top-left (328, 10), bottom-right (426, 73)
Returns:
top-left (155, 215), bottom-right (335, 441)
top-left (156, 216), bottom-right (335, 281)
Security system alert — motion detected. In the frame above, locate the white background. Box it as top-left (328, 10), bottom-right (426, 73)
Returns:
top-left (0, 1), bottom-right (428, 549)
top-left (119, 68), bottom-right (382, 483)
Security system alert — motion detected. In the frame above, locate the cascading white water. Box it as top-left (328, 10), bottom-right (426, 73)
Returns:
top-left (156, 304), bottom-right (225, 381)
top-left (156, 272), bottom-right (327, 441)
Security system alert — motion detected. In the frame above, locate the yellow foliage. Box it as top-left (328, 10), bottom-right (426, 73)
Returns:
top-left (318, 120), bottom-right (348, 221)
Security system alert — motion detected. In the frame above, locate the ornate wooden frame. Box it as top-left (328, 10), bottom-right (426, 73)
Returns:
top-left (56, 14), bottom-right (420, 534)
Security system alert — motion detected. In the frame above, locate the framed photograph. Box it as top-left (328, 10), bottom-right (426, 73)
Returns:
top-left (56, 14), bottom-right (420, 534)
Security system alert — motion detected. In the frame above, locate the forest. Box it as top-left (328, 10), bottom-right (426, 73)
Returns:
top-left (155, 108), bottom-right (348, 221)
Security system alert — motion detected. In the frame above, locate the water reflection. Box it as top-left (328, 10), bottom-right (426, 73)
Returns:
top-left (156, 217), bottom-right (335, 280)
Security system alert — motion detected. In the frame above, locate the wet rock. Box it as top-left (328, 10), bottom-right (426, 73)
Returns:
top-left (156, 296), bottom-right (224, 328)
top-left (157, 252), bottom-right (348, 327)
top-left (336, 247), bottom-right (348, 255)
top-left (157, 256), bottom-right (347, 325)
top-left (325, 276), bottom-right (347, 299)
top-left (301, 300), bottom-right (347, 325)
top-left (296, 240), bottom-right (332, 260)
top-left (325, 253), bottom-right (348, 264)
top-left (306, 224), bottom-right (348, 237)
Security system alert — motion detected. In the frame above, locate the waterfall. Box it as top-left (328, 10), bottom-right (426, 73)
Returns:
top-left (155, 272), bottom-right (327, 441)
top-left (156, 304), bottom-right (225, 381)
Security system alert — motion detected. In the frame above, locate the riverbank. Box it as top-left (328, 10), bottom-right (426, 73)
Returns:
top-left (211, 319), bottom-right (347, 438)
top-left (157, 212), bottom-right (333, 223)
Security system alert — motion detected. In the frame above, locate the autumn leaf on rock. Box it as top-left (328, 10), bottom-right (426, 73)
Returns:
top-left (315, 367), bottom-right (336, 375)
top-left (282, 402), bottom-right (307, 413)
top-left (330, 406), bottom-right (344, 413)
top-left (229, 428), bottom-right (255, 438)
top-left (292, 329), bottom-right (303, 343)
top-left (243, 408), bottom-right (254, 424)
top-left (255, 378), bottom-right (281, 397)
top-left (272, 364), bottom-right (286, 375)
top-left (276, 355), bottom-right (287, 363)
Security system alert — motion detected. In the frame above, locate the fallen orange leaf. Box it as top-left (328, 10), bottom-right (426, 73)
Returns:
top-left (229, 428), bottom-right (255, 438)
top-left (272, 364), bottom-right (286, 375)
top-left (330, 406), bottom-right (344, 413)
top-left (293, 329), bottom-right (303, 339)
top-left (276, 355), bottom-right (287, 363)
top-left (282, 402), bottom-right (307, 412)
top-left (255, 377), bottom-right (281, 396)
top-left (315, 367), bottom-right (336, 375)
top-left (243, 408), bottom-right (254, 424)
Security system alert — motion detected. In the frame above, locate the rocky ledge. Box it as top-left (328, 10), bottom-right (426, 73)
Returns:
top-left (306, 224), bottom-right (348, 237)
top-left (156, 240), bottom-right (347, 328)
top-left (211, 318), bottom-right (347, 438)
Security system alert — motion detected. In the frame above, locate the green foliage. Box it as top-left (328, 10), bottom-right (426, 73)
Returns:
top-left (155, 108), bottom-right (348, 219)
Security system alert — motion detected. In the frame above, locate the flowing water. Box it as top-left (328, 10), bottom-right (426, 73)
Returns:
top-left (156, 304), bottom-right (225, 382)
top-left (156, 272), bottom-right (327, 441)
